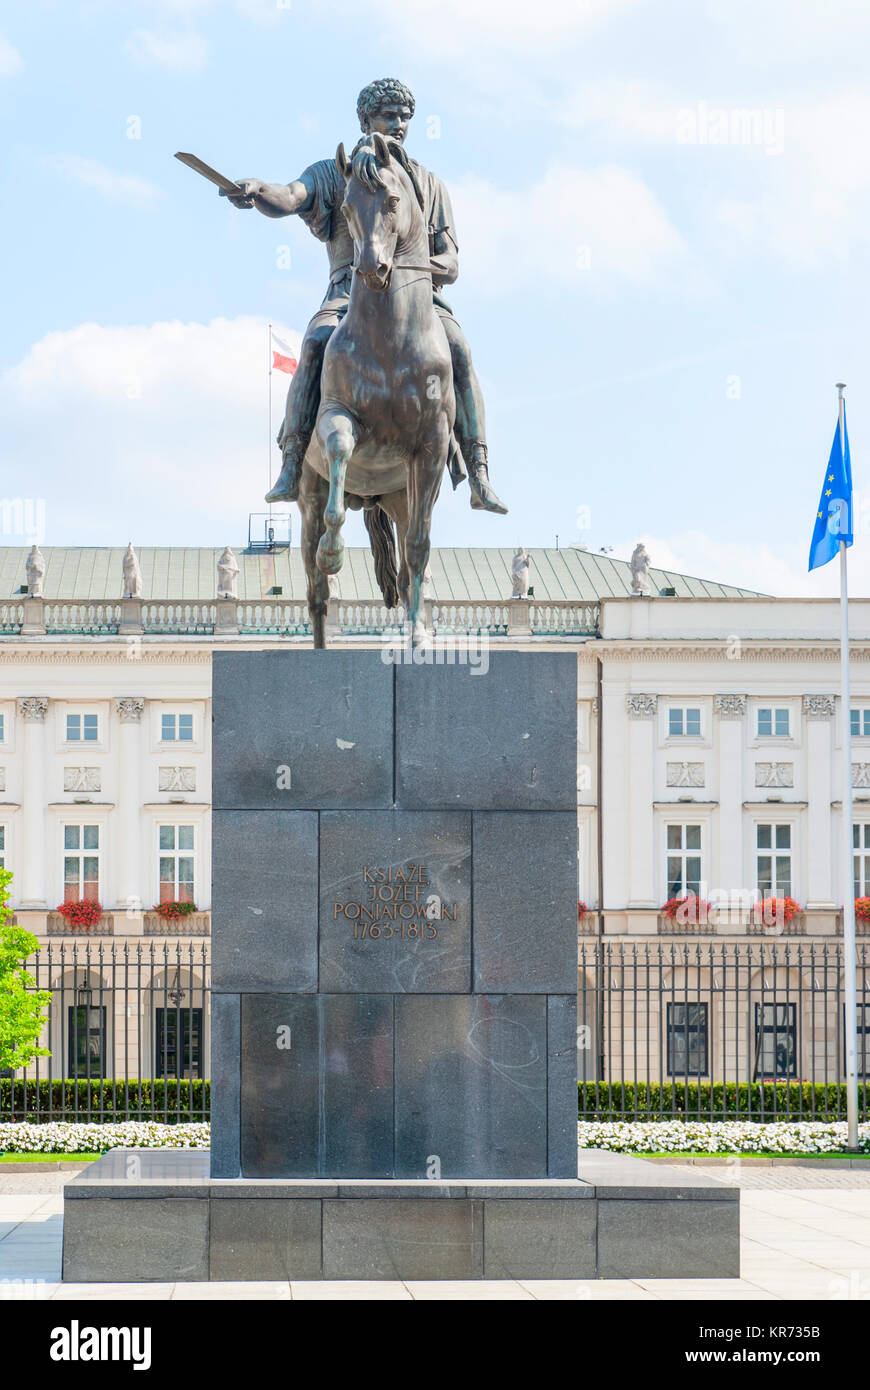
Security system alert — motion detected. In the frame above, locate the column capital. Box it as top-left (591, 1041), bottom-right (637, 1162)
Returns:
top-left (18, 696), bottom-right (48, 722)
top-left (627, 693), bottom-right (657, 719)
top-left (714, 694), bottom-right (747, 719)
top-left (114, 696), bottom-right (145, 723)
top-left (803, 694), bottom-right (836, 719)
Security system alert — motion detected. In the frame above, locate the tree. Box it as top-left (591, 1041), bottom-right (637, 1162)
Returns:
top-left (0, 869), bottom-right (52, 1071)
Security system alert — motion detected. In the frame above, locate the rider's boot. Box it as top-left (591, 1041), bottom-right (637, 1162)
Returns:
top-left (266, 434), bottom-right (308, 504)
top-left (467, 443), bottom-right (508, 515)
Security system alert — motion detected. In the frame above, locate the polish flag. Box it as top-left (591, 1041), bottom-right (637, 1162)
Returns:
top-left (271, 329), bottom-right (297, 375)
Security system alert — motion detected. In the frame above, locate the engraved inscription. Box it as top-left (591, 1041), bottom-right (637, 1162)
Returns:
top-left (333, 864), bottom-right (458, 941)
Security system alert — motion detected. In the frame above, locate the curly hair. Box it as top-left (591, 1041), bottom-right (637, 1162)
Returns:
top-left (356, 78), bottom-right (415, 129)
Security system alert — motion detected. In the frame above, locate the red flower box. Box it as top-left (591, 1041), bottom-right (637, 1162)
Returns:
top-left (661, 894), bottom-right (712, 925)
top-left (855, 898), bottom-right (870, 923)
top-left (152, 900), bottom-right (199, 920)
top-left (752, 896), bottom-right (801, 926)
top-left (578, 900), bottom-right (588, 922)
top-left (56, 899), bottom-right (103, 929)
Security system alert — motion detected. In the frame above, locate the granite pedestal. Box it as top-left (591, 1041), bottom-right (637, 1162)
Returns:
top-left (62, 651), bottom-right (739, 1280)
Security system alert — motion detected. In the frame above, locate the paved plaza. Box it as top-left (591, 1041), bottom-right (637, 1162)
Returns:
top-left (2, 1165), bottom-right (870, 1300)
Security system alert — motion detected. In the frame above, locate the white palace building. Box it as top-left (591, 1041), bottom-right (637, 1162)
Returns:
top-left (1, 542), bottom-right (868, 1090)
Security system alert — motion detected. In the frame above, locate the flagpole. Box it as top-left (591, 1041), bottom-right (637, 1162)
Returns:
top-left (267, 322), bottom-right (273, 529)
top-left (837, 382), bottom-right (859, 1150)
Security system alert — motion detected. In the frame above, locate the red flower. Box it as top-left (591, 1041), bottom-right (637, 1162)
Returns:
top-left (661, 894), bottom-right (712, 924)
top-left (855, 897), bottom-right (870, 923)
top-left (152, 900), bottom-right (198, 920)
top-left (753, 896), bottom-right (801, 926)
top-left (578, 900), bottom-right (588, 922)
top-left (56, 899), bottom-right (103, 928)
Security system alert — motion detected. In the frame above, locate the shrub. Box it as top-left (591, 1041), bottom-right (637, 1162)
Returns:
top-left (0, 1078), bottom-right (210, 1121)
top-left (1, 869), bottom-right (52, 1070)
top-left (578, 1079), bottom-right (866, 1120)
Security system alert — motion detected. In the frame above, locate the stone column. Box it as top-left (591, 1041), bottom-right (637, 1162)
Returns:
top-left (804, 694), bottom-right (836, 908)
top-left (18, 698), bottom-right (48, 907)
top-left (627, 693), bottom-right (658, 908)
top-left (599, 671), bottom-right (629, 914)
top-left (114, 698), bottom-right (145, 927)
top-left (715, 695), bottom-right (746, 910)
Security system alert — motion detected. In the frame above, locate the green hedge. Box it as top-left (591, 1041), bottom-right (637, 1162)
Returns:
top-left (0, 1079), bottom-right (209, 1120)
top-left (579, 1080), bottom-right (870, 1121)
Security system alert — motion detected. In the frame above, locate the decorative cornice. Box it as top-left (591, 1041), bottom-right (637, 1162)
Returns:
top-left (17, 696), bottom-right (48, 722)
top-left (114, 697), bottom-right (145, 722)
top-left (0, 649), bottom-right (212, 664)
top-left (803, 694), bottom-right (836, 719)
top-left (627, 693), bottom-right (657, 719)
top-left (715, 694), bottom-right (747, 719)
top-left (587, 645), bottom-right (870, 663)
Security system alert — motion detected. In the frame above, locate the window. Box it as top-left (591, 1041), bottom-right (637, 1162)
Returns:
top-left (852, 710), bottom-right (870, 738)
top-left (161, 713), bottom-right (193, 742)
top-left (155, 1007), bottom-right (203, 1079)
top-left (845, 1005), bottom-right (870, 1078)
top-left (666, 1002), bottom-right (709, 1076)
top-left (67, 1004), bottom-right (106, 1079)
top-left (758, 707), bottom-right (790, 738)
top-left (66, 713), bottom-right (98, 742)
top-left (0, 825), bottom-right (5, 869)
top-left (669, 707), bottom-right (701, 737)
top-left (158, 825), bottom-right (195, 903)
top-left (756, 823), bottom-right (792, 896)
top-left (63, 824), bottom-right (100, 901)
top-left (855, 825), bottom-right (870, 898)
top-left (754, 1002), bottom-right (797, 1078)
top-left (666, 824), bottom-right (702, 897)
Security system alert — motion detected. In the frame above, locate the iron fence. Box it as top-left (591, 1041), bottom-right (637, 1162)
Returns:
top-left (3, 940), bottom-right (210, 1123)
top-left (5, 938), bottom-right (870, 1125)
top-left (579, 940), bottom-right (870, 1122)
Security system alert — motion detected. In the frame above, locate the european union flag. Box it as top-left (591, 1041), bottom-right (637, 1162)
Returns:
top-left (809, 408), bottom-right (853, 571)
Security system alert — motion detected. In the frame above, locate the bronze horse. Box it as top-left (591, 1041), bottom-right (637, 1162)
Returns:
top-left (297, 132), bottom-right (456, 647)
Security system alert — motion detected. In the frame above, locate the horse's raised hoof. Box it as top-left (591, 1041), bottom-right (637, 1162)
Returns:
top-left (316, 534), bottom-right (344, 575)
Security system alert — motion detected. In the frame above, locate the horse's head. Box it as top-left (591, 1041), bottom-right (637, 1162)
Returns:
top-left (336, 133), bottom-right (424, 292)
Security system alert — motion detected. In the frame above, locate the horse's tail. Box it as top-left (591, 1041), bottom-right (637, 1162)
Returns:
top-left (364, 503), bottom-right (400, 611)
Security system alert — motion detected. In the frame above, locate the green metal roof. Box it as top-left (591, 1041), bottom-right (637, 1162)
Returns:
top-left (0, 547), bottom-right (764, 603)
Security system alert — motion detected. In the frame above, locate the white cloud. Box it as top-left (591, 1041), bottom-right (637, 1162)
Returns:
top-left (708, 93), bottom-right (870, 267)
top-left (452, 163), bottom-right (687, 291)
top-left (0, 35), bottom-right (22, 77)
top-left (333, 0), bottom-right (642, 51)
top-left (47, 156), bottom-right (165, 209)
top-left (1, 317), bottom-right (306, 544)
top-left (125, 27), bottom-right (210, 72)
top-left (560, 79), bottom-right (870, 267)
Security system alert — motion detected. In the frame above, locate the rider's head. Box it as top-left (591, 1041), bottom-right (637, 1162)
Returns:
top-left (357, 78), bottom-right (415, 144)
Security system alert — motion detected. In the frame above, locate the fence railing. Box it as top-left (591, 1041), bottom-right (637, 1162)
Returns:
top-left (10, 939), bottom-right (864, 1126)
top-left (578, 940), bottom-right (870, 1122)
top-left (3, 940), bottom-right (210, 1123)
top-left (7, 596), bottom-right (600, 640)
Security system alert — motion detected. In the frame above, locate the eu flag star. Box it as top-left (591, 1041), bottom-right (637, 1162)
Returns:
top-left (825, 489), bottom-right (832, 496)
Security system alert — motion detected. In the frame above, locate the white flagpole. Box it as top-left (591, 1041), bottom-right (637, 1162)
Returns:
top-left (267, 322), bottom-right (273, 526)
top-left (837, 381), bottom-right (859, 1150)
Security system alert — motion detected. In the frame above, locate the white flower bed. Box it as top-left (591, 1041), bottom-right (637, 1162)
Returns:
top-left (0, 1122), bottom-right (210, 1153)
top-left (578, 1120), bottom-right (870, 1154)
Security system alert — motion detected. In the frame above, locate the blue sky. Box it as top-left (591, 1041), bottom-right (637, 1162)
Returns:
top-left (2, 0), bottom-right (870, 595)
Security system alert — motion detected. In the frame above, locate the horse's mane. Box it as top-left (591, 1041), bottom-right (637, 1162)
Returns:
top-left (349, 136), bottom-right (426, 215)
